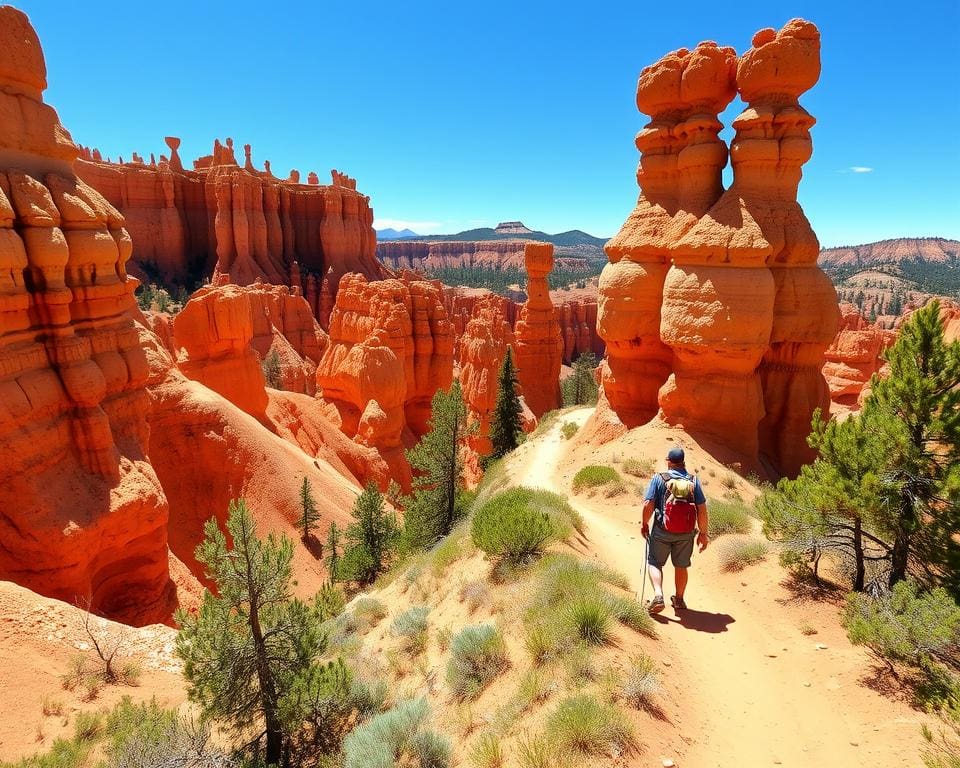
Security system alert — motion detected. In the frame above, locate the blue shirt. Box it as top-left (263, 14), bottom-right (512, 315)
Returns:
top-left (644, 469), bottom-right (706, 527)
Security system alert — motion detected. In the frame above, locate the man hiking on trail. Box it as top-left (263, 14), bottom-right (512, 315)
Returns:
top-left (641, 446), bottom-right (708, 615)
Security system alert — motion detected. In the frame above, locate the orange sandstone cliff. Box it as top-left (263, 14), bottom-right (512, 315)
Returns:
top-left (316, 273), bottom-right (454, 487)
top-left (457, 293), bottom-right (516, 455)
top-left (0, 6), bottom-right (173, 624)
top-left (822, 304), bottom-right (894, 410)
top-left (76, 141), bottom-right (382, 316)
top-left (597, 20), bottom-right (839, 477)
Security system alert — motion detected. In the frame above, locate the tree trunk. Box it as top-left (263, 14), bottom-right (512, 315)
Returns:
top-left (889, 528), bottom-right (910, 588)
top-left (889, 488), bottom-right (912, 588)
top-left (853, 516), bottom-right (865, 592)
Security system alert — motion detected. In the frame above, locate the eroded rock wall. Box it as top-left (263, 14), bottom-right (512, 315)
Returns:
top-left (316, 273), bottom-right (454, 487)
top-left (0, 6), bottom-right (173, 625)
top-left (76, 143), bottom-right (382, 303)
top-left (378, 239), bottom-right (590, 274)
top-left (822, 304), bottom-right (894, 409)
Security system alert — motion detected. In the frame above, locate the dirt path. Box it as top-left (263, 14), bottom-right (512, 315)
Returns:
top-left (514, 408), bottom-right (927, 768)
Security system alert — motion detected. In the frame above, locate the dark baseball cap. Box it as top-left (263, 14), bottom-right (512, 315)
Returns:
top-left (667, 446), bottom-right (685, 463)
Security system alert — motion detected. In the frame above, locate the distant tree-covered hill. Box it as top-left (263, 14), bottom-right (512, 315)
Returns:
top-left (819, 237), bottom-right (959, 324)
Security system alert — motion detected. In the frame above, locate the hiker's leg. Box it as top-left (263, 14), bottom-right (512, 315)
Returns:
top-left (648, 563), bottom-right (664, 598)
top-left (675, 566), bottom-right (688, 600)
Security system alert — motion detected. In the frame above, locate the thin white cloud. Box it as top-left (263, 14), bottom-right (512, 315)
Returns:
top-left (373, 218), bottom-right (443, 234)
top-left (849, 166), bottom-right (874, 173)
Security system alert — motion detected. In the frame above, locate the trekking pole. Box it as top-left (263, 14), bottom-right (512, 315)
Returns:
top-left (640, 532), bottom-right (649, 605)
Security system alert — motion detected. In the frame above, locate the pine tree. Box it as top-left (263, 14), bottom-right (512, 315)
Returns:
top-left (337, 483), bottom-right (399, 584)
top-left (562, 351), bottom-right (599, 406)
top-left (403, 380), bottom-right (477, 548)
top-left (759, 301), bottom-right (960, 596)
top-left (175, 500), bottom-right (347, 766)
top-left (488, 347), bottom-right (523, 463)
top-left (326, 521), bottom-right (341, 584)
top-left (299, 477), bottom-right (321, 542)
top-left (866, 300), bottom-right (960, 591)
top-left (262, 348), bottom-right (282, 389)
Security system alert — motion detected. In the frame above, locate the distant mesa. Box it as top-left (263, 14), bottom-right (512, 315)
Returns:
top-left (494, 220), bottom-right (535, 235)
top-left (819, 237), bottom-right (960, 269)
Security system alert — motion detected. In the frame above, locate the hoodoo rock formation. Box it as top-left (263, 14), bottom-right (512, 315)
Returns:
top-left (442, 284), bottom-right (602, 366)
top-left (378, 239), bottom-right (591, 275)
top-left (514, 243), bottom-right (562, 417)
top-left (76, 143), bottom-right (383, 313)
top-left (316, 273), bottom-right (454, 485)
top-left (457, 293), bottom-right (515, 455)
top-left (597, 19), bottom-right (839, 476)
top-left (822, 304), bottom-right (894, 410)
top-left (0, 6), bottom-right (173, 624)
top-left (599, 40), bottom-right (737, 427)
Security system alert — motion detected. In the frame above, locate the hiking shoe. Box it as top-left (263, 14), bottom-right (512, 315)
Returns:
top-left (646, 595), bottom-right (665, 615)
top-left (671, 595), bottom-right (687, 611)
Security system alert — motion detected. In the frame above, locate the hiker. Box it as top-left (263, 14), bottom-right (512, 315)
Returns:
top-left (640, 446), bottom-right (708, 614)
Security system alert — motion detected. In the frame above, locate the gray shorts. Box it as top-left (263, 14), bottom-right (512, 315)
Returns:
top-left (647, 525), bottom-right (695, 569)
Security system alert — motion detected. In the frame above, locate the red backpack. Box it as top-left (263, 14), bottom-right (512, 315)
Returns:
top-left (659, 472), bottom-right (698, 534)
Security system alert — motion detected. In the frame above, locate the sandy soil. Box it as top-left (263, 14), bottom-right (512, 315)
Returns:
top-left (508, 407), bottom-right (931, 768)
top-left (0, 581), bottom-right (188, 763)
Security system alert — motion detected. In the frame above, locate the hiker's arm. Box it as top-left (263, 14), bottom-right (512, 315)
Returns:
top-left (641, 499), bottom-right (654, 538)
top-left (696, 503), bottom-right (709, 551)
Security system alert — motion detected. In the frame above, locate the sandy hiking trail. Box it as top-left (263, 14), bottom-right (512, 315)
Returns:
top-left (511, 407), bottom-right (928, 768)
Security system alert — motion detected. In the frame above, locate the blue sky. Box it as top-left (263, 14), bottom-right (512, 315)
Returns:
top-left (16, 0), bottom-right (960, 245)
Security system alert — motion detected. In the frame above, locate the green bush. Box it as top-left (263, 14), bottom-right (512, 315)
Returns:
top-left (5, 696), bottom-right (228, 768)
top-left (622, 457), bottom-right (654, 478)
top-left (515, 733), bottom-right (561, 768)
top-left (516, 667), bottom-right (555, 711)
top-left (446, 624), bottom-right (508, 700)
top-left (922, 695), bottom-right (960, 768)
top-left (391, 605), bottom-right (430, 654)
top-left (716, 537), bottom-right (769, 572)
top-left (604, 593), bottom-right (655, 637)
top-left (468, 732), bottom-right (504, 768)
top-left (525, 621), bottom-right (565, 666)
top-left (618, 654), bottom-right (660, 709)
top-left (708, 499), bottom-right (754, 537)
top-left (565, 596), bottom-right (611, 645)
top-left (471, 488), bottom-right (582, 565)
top-left (545, 695), bottom-right (635, 755)
top-left (343, 698), bottom-right (450, 768)
top-left (572, 465), bottom-right (619, 493)
top-left (350, 597), bottom-right (388, 629)
top-left (844, 581), bottom-right (960, 675)
top-left (560, 422), bottom-right (579, 440)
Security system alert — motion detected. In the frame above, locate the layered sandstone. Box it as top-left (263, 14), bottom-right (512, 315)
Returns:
top-left (514, 243), bottom-right (562, 417)
top-left (597, 20), bottom-right (839, 476)
top-left (0, 6), bottom-right (173, 624)
top-left (170, 281), bottom-right (325, 406)
top-left (76, 142), bottom-right (382, 307)
top-left (822, 304), bottom-right (893, 408)
top-left (138, 320), bottom-right (373, 596)
top-left (458, 293), bottom-right (515, 454)
top-left (552, 286), bottom-right (604, 364)
top-left (172, 283), bottom-right (271, 418)
top-left (599, 40), bottom-right (737, 427)
top-left (316, 273), bottom-right (454, 485)
top-left (378, 239), bottom-right (590, 274)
